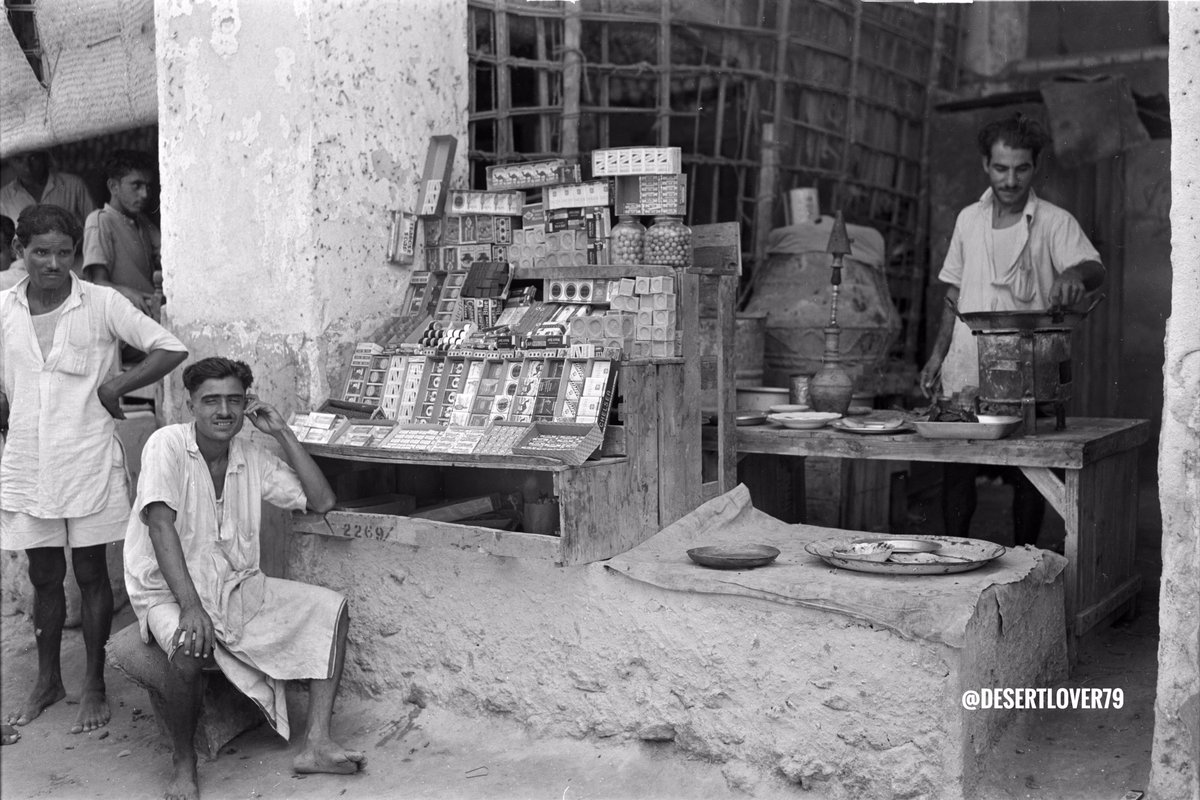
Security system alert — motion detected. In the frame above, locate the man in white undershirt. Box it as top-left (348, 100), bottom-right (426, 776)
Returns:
top-left (919, 113), bottom-right (1104, 546)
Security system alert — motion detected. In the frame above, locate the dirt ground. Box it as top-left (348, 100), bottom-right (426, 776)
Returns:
top-left (0, 597), bottom-right (1157, 800)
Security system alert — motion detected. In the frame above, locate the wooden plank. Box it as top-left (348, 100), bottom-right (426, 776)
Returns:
top-left (1019, 466), bottom-right (1068, 518)
top-left (703, 418), bottom-right (1151, 470)
top-left (514, 264), bottom-right (675, 281)
top-left (738, 453), bottom-right (804, 524)
top-left (678, 270), bottom-right (702, 513)
top-left (292, 509), bottom-right (562, 561)
top-left (616, 360), bottom-right (659, 524)
top-left (1075, 575), bottom-right (1141, 635)
top-left (1069, 449), bottom-right (1140, 637)
top-left (557, 456), bottom-right (657, 565)
top-left (656, 362), bottom-right (698, 527)
top-left (689, 222), bottom-right (742, 276)
top-left (716, 276), bottom-right (738, 493)
top-left (306, 442), bottom-right (581, 471)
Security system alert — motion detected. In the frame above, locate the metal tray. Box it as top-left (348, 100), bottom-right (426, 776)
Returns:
top-left (687, 544), bottom-right (781, 570)
top-left (913, 417), bottom-right (1021, 440)
top-left (805, 535), bottom-right (1005, 575)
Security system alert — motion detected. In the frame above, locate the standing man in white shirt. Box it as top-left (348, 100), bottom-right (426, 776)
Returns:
top-left (919, 113), bottom-right (1104, 546)
top-left (0, 150), bottom-right (95, 228)
top-left (0, 204), bottom-right (188, 736)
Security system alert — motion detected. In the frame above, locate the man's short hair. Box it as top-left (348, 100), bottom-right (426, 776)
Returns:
top-left (977, 113), bottom-right (1051, 163)
top-left (0, 214), bottom-right (14, 244)
top-left (183, 357), bottom-right (255, 394)
top-left (104, 149), bottom-right (156, 183)
top-left (15, 204), bottom-right (82, 247)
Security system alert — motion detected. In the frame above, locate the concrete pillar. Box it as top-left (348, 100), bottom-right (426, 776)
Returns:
top-left (1149, 8), bottom-right (1200, 799)
top-left (155, 0), bottom-right (468, 416)
top-left (153, 0), bottom-right (467, 576)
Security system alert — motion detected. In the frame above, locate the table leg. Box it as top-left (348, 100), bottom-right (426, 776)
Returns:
top-left (1067, 450), bottom-right (1141, 638)
top-left (1021, 451), bottom-right (1141, 643)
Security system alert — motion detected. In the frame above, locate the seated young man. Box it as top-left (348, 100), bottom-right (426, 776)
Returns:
top-left (123, 357), bottom-right (364, 800)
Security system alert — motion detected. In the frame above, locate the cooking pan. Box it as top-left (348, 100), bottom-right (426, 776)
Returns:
top-left (946, 294), bottom-right (1104, 332)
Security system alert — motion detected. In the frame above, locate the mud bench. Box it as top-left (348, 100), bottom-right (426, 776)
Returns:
top-left (284, 485), bottom-right (1067, 799)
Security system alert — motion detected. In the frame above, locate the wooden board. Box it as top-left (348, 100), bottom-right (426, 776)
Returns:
top-left (305, 442), bottom-right (579, 471)
top-left (292, 510), bottom-right (562, 562)
top-left (1069, 448), bottom-right (1141, 636)
top-left (557, 456), bottom-right (658, 565)
top-left (655, 362), bottom-right (699, 527)
top-left (617, 360), bottom-right (660, 529)
top-left (689, 222), bottom-right (741, 276)
top-left (706, 418), bottom-right (1151, 470)
top-left (514, 264), bottom-right (676, 281)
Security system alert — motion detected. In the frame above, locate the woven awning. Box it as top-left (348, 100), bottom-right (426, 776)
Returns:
top-left (0, 0), bottom-right (157, 157)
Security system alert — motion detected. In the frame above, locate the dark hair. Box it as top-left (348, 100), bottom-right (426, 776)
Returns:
top-left (183, 357), bottom-right (255, 394)
top-left (0, 215), bottom-right (13, 243)
top-left (977, 113), bottom-right (1051, 163)
top-left (104, 149), bottom-right (156, 183)
top-left (15, 204), bottom-right (81, 247)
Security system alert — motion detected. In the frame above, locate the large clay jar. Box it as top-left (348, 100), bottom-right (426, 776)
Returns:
top-left (744, 219), bottom-right (901, 392)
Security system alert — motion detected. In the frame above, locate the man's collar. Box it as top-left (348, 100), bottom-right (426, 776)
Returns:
top-left (979, 187), bottom-right (1040, 220)
top-left (10, 271), bottom-right (85, 309)
top-left (184, 422), bottom-right (248, 471)
top-left (103, 202), bottom-right (140, 223)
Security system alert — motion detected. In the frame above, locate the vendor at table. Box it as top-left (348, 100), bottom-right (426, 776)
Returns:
top-left (919, 113), bottom-right (1105, 546)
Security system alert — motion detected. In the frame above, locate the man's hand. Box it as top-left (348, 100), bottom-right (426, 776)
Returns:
top-left (175, 604), bottom-right (215, 660)
top-left (113, 284), bottom-right (154, 315)
top-left (1048, 269), bottom-right (1087, 309)
top-left (919, 354), bottom-right (943, 399)
top-left (245, 394), bottom-right (287, 435)
top-left (96, 382), bottom-right (126, 420)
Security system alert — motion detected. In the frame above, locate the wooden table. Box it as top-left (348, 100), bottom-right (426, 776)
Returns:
top-left (702, 417), bottom-right (1151, 642)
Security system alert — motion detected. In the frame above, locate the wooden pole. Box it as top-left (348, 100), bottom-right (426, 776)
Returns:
top-left (562, 0), bottom-right (582, 160)
top-left (494, 0), bottom-right (513, 160)
top-left (709, 0), bottom-right (735, 224)
top-left (748, 121), bottom-right (779, 307)
top-left (836, 1), bottom-right (863, 211)
top-left (657, 0), bottom-right (671, 146)
top-left (910, 4), bottom-right (947, 364)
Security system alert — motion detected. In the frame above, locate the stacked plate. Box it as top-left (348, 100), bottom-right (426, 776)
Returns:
top-left (767, 410), bottom-right (842, 430)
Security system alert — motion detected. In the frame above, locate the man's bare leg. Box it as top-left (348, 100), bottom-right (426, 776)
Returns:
top-left (161, 647), bottom-right (205, 800)
top-left (293, 604), bottom-right (365, 774)
top-left (6, 547), bottom-right (67, 726)
top-left (70, 544), bottom-right (113, 733)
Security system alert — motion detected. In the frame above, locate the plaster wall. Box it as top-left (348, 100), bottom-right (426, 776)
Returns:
top-left (1150, 8), bottom-right (1200, 798)
top-left (155, 0), bottom-right (467, 416)
top-left (286, 532), bottom-right (1065, 799)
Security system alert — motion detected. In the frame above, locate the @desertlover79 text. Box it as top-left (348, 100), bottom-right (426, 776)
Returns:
top-left (962, 687), bottom-right (1124, 710)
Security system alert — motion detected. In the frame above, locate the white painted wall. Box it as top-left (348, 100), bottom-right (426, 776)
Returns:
top-left (1150, 8), bottom-right (1200, 799)
top-left (156, 0), bottom-right (467, 414)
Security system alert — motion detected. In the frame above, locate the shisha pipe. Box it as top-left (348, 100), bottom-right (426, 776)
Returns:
top-left (806, 211), bottom-right (855, 415)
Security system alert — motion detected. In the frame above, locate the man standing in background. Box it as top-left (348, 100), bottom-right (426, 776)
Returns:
top-left (83, 150), bottom-right (160, 316)
top-left (920, 113), bottom-right (1104, 547)
top-left (0, 150), bottom-right (95, 228)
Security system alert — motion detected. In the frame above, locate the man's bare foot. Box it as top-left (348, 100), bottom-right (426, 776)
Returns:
top-left (165, 753), bottom-right (199, 800)
top-left (1, 723), bottom-right (19, 745)
top-left (5, 675), bottom-right (66, 726)
top-left (70, 686), bottom-right (111, 734)
top-left (293, 738), bottom-right (367, 775)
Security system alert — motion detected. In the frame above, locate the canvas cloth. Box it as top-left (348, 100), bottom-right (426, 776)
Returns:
top-left (605, 484), bottom-right (1065, 648)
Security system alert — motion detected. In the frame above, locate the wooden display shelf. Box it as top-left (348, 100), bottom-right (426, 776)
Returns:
top-left (302, 441), bottom-right (595, 470)
top-left (514, 264), bottom-right (677, 281)
top-left (296, 451), bottom-right (656, 565)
